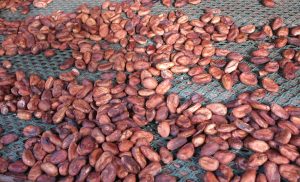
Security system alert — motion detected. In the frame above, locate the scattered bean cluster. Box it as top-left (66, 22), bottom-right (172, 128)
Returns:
top-left (0, 0), bottom-right (33, 14)
top-left (0, 0), bottom-right (53, 15)
top-left (160, 0), bottom-right (276, 9)
top-left (0, 0), bottom-right (299, 182)
top-left (0, 0), bottom-right (284, 15)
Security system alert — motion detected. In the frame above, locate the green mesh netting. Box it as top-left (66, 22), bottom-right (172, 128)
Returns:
top-left (0, 0), bottom-right (299, 181)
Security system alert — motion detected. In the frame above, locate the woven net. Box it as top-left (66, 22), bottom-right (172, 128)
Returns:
top-left (0, 0), bottom-right (299, 181)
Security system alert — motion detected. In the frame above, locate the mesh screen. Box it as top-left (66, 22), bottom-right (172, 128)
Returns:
top-left (0, 0), bottom-right (299, 181)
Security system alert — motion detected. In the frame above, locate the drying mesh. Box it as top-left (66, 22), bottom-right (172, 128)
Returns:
top-left (0, 0), bottom-right (299, 181)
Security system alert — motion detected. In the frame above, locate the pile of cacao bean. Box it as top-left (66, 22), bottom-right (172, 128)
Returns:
top-left (0, 0), bottom-right (33, 15)
top-left (0, 0), bottom-right (284, 16)
top-left (0, 0), bottom-right (299, 181)
top-left (0, 0), bottom-right (53, 15)
top-left (157, 0), bottom-right (275, 8)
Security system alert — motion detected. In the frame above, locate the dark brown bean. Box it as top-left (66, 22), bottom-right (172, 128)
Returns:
top-left (0, 133), bottom-right (18, 145)
top-left (198, 156), bottom-right (219, 171)
top-left (262, 77), bottom-right (279, 92)
top-left (239, 72), bottom-right (258, 86)
top-left (167, 137), bottom-right (187, 151)
top-left (176, 143), bottom-right (194, 160)
top-left (262, 0), bottom-right (275, 8)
